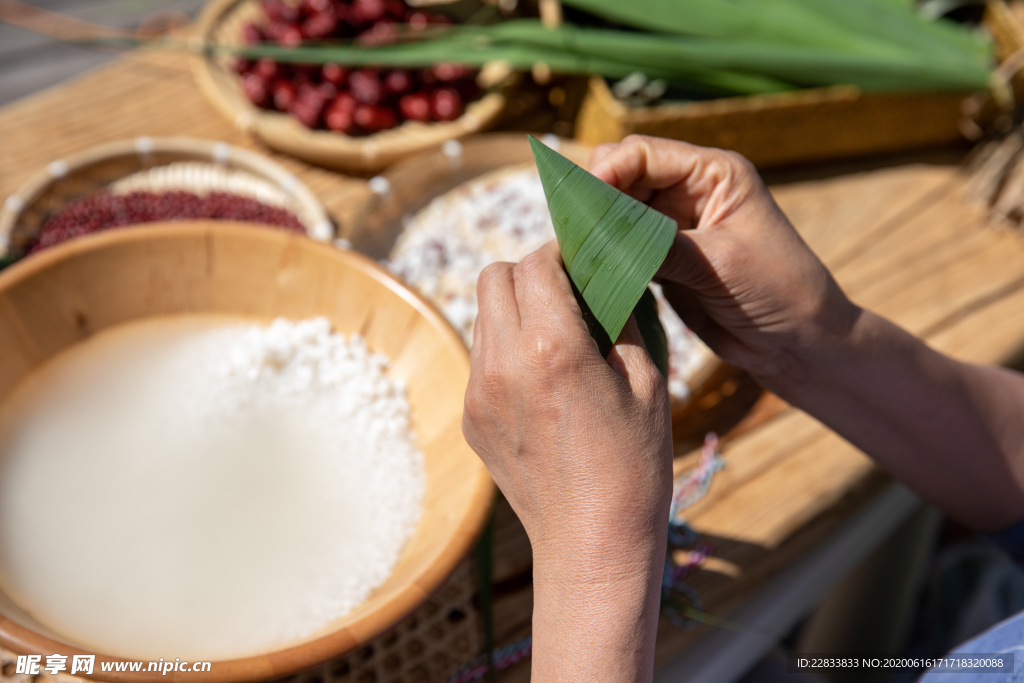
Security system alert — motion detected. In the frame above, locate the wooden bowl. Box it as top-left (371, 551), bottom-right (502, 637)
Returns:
top-left (191, 0), bottom-right (509, 173)
top-left (345, 132), bottom-right (726, 437)
top-left (0, 221), bottom-right (494, 682)
top-left (0, 136), bottom-right (333, 260)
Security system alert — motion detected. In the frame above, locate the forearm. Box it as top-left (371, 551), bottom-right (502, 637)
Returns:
top-left (530, 521), bottom-right (668, 681)
top-left (763, 307), bottom-right (1024, 531)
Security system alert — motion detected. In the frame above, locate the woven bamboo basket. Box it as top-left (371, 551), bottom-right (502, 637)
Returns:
top-left (344, 132), bottom-right (729, 435)
top-left (575, 75), bottom-right (974, 168)
top-left (0, 561), bottom-right (484, 683)
top-left (0, 222), bottom-right (494, 681)
top-left (0, 136), bottom-right (332, 260)
top-left (191, 0), bottom-right (509, 173)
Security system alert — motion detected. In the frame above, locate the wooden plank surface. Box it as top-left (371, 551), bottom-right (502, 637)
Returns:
top-left (4, 44), bottom-right (1024, 682)
top-left (0, 0), bottom-right (207, 106)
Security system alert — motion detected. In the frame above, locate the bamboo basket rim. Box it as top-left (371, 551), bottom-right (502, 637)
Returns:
top-left (344, 132), bottom-right (725, 416)
top-left (190, 0), bottom-right (509, 173)
top-left (0, 136), bottom-right (333, 257)
top-left (0, 221), bottom-right (495, 682)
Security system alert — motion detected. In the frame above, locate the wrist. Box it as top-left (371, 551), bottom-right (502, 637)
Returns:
top-left (752, 294), bottom-right (866, 397)
top-left (530, 537), bottom-right (666, 681)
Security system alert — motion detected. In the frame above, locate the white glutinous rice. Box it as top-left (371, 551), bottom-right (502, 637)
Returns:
top-left (0, 316), bottom-right (424, 660)
top-left (386, 166), bottom-right (712, 400)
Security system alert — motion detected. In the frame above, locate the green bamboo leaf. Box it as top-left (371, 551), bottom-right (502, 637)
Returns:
top-left (635, 288), bottom-right (669, 379)
top-left (534, 145), bottom-right (617, 268)
top-left (529, 136), bottom-right (676, 370)
top-left (226, 18), bottom-right (989, 94)
top-left (571, 195), bottom-right (650, 291)
top-left (581, 209), bottom-right (676, 340)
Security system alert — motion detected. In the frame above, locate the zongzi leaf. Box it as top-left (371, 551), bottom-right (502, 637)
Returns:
top-left (634, 287), bottom-right (670, 379)
top-left (529, 136), bottom-right (676, 375)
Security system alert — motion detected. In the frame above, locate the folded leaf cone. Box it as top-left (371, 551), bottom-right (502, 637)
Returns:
top-left (529, 136), bottom-right (675, 376)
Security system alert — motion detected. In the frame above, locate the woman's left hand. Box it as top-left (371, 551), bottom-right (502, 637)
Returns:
top-left (462, 240), bottom-right (673, 681)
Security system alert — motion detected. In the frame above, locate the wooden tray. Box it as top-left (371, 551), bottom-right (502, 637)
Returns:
top-left (344, 132), bottom-right (729, 436)
top-left (191, 0), bottom-right (509, 173)
top-left (575, 75), bottom-right (973, 168)
top-left (0, 136), bottom-right (333, 259)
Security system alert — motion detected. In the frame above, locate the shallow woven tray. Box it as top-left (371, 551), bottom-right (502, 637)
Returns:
top-left (0, 561), bottom-right (483, 683)
top-left (191, 0), bottom-right (509, 173)
top-left (0, 136), bottom-right (332, 258)
top-left (575, 75), bottom-right (973, 168)
top-left (345, 132), bottom-right (727, 434)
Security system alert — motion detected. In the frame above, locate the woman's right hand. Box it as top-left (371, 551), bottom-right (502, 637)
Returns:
top-left (589, 135), bottom-right (861, 388)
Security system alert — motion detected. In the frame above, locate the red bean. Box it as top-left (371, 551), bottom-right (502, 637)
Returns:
top-left (301, 0), bottom-right (333, 14)
top-left (354, 104), bottom-right (397, 132)
top-left (406, 10), bottom-right (429, 30)
top-left (398, 92), bottom-right (430, 122)
top-left (321, 62), bottom-right (347, 85)
top-left (276, 24), bottom-right (304, 47)
top-left (301, 10), bottom-right (338, 39)
top-left (325, 104), bottom-right (357, 133)
top-left (430, 87), bottom-right (462, 121)
top-left (31, 191), bottom-right (306, 254)
top-left (237, 0), bottom-right (482, 135)
top-left (350, 0), bottom-right (387, 25)
top-left (349, 69), bottom-right (383, 105)
top-left (272, 79), bottom-right (297, 111)
top-left (242, 73), bottom-right (270, 106)
top-left (432, 62), bottom-right (473, 83)
top-left (253, 57), bottom-right (280, 81)
top-left (384, 69), bottom-right (414, 97)
top-left (241, 21), bottom-right (264, 44)
top-left (330, 91), bottom-right (358, 113)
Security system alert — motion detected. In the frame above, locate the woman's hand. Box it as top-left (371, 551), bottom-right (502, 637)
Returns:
top-left (593, 136), bottom-right (1024, 531)
top-left (462, 241), bottom-right (672, 681)
top-left (590, 135), bottom-right (861, 389)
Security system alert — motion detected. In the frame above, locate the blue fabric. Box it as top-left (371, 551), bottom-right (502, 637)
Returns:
top-left (913, 522), bottom-right (1024, 681)
top-left (986, 520), bottom-right (1024, 563)
top-left (918, 612), bottom-right (1024, 682)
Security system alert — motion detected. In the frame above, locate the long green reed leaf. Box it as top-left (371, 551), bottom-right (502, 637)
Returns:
top-left (225, 16), bottom-right (989, 94)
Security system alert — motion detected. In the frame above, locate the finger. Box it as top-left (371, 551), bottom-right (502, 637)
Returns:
top-left (606, 315), bottom-right (665, 399)
top-left (475, 262), bottom-right (521, 353)
top-left (587, 143), bottom-right (619, 175)
top-left (588, 135), bottom-right (758, 219)
top-left (511, 241), bottom-right (586, 335)
top-left (588, 135), bottom-right (690, 192)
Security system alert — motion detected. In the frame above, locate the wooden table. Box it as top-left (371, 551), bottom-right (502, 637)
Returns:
top-left (3, 48), bottom-right (1024, 682)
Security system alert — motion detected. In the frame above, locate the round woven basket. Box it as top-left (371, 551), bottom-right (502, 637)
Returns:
top-left (191, 0), bottom-right (509, 173)
top-left (345, 132), bottom-right (728, 434)
top-left (0, 136), bottom-right (333, 260)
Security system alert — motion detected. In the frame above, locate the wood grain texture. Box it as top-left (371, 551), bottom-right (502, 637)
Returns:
top-left (0, 222), bottom-right (494, 682)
